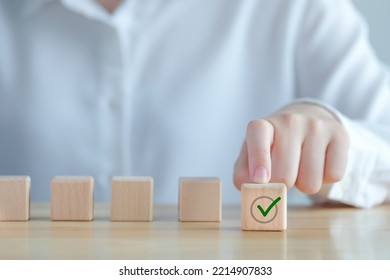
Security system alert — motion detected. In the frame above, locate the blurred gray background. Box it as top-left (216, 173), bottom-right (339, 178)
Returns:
top-left (353, 0), bottom-right (390, 67)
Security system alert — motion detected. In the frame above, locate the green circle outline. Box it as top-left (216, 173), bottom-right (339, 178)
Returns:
top-left (250, 196), bottom-right (278, 224)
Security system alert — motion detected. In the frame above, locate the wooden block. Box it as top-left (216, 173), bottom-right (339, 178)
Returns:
top-left (51, 176), bottom-right (94, 221)
top-left (0, 176), bottom-right (30, 221)
top-left (179, 177), bottom-right (221, 222)
top-left (111, 177), bottom-right (153, 221)
top-left (241, 183), bottom-right (287, 231)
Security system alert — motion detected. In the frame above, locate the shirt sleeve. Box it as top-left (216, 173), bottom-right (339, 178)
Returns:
top-left (293, 0), bottom-right (390, 208)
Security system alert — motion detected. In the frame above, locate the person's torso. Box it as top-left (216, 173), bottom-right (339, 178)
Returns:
top-left (0, 0), bottom-right (309, 204)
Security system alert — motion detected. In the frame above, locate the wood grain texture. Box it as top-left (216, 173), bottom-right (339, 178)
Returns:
top-left (111, 177), bottom-right (153, 221)
top-left (241, 183), bottom-right (287, 231)
top-left (1, 204), bottom-right (390, 259)
top-left (179, 177), bottom-right (221, 222)
top-left (51, 176), bottom-right (94, 221)
top-left (0, 176), bottom-right (30, 221)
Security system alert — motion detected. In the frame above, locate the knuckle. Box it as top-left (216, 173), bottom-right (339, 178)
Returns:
top-left (324, 168), bottom-right (345, 183)
top-left (256, 148), bottom-right (269, 158)
top-left (295, 177), bottom-right (322, 195)
top-left (334, 126), bottom-right (350, 147)
top-left (278, 112), bottom-right (303, 128)
top-left (272, 174), bottom-right (296, 189)
top-left (283, 176), bottom-right (296, 189)
top-left (308, 118), bottom-right (325, 134)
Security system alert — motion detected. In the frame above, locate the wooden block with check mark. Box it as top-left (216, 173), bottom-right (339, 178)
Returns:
top-left (111, 177), bottom-right (153, 221)
top-left (51, 176), bottom-right (94, 221)
top-left (179, 177), bottom-right (222, 222)
top-left (241, 183), bottom-right (287, 231)
top-left (0, 176), bottom-right (30, 221)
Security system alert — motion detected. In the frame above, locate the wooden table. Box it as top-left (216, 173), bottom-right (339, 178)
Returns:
top-left (0, 204), bottom-right (389, 260)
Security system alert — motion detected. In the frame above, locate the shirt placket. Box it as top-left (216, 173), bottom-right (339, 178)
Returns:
top-left (96, 25), bottom-right (125, 197)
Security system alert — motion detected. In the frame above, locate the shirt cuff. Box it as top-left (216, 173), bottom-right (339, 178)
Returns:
top-left (288, 98), bottom-right (387, 208)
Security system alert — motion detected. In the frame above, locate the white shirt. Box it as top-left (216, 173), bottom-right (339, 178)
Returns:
top-left (0, 0), bottom-right (389, 207)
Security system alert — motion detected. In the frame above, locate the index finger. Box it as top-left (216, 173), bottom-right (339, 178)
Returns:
top-left (246, 119), bottom-right (274, 183)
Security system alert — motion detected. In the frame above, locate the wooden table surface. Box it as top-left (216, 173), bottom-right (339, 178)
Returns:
top-left (0, 204), bottom-right (389, 260)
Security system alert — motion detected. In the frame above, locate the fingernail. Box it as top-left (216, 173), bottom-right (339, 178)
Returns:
top-left (253, 166), bottom-right (269, 183)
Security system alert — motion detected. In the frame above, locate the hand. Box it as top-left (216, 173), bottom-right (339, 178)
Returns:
top-left (233, 103), bottom-right (350, 194)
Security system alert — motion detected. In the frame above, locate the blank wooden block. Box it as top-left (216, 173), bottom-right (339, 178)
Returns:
top-left (51, 176), bottom-right (94, 221)
top-left (241, 183), bottom-right (287, 231)
top-left (179, 177), bottom-right (221, 222)
top-left (0, 176), bottom-right (30, 221)
top-left (111, 177), bottom-right (153, 221)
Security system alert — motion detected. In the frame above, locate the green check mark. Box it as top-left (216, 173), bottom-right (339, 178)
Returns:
top-left (257, 197), bottom-right (281, 217)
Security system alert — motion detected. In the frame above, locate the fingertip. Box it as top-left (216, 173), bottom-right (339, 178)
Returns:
top-left (233, 169), bottom-right (246, 191)
top-left (251, 166), bottom-right (270, 184)
top-left (233, 176), bottom-right (242, 191)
